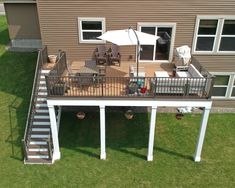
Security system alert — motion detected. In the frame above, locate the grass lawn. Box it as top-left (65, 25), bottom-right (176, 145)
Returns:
top-left (0, 16), bottom-right (235, 187)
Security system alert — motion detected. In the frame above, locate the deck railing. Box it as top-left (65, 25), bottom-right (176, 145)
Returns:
top-left (191, 56), bottom-right (212, 78)
top-left (45, 76), bottom-right (214, 99)
top-left (48, 51), bottom-right (67, 77)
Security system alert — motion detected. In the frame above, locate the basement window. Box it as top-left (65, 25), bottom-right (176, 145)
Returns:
top-left (78, 17), bottom-right (105, 43)
top-left (211, 73), bottom-right (235, 99)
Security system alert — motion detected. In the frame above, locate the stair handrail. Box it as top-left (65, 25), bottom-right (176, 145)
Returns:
top-left (22, 46), bottom-right (48, 160)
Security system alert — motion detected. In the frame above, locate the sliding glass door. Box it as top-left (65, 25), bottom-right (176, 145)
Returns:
top-left (138, 23), bottom-right (176, 62)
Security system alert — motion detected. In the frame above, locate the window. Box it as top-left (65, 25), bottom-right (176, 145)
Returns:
top-left (193, 16), bottom-right (235, 54)
top-left (78, 17), bottom-right (105, 43)
top-left (211, 73), bottom-right (235, 99)
top-left (232, 78), bottom-right (235, 97)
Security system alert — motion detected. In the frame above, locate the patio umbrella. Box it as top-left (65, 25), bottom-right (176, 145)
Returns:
top-left (97, 28), bottom-right (159, 77)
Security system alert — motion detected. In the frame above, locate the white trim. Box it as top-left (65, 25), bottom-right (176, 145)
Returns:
top-left (137, 22), bottom-right (176, 63)
top-left (78, 17), bottom-right (106, 44)
top-left (192, 15), bottom-right (235, 55)
top-left (47, 99), bottom-right (212, 109)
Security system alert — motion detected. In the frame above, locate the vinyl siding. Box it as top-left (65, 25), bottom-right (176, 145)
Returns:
top-left (37, 0), bottom-right (235, 65)
top-left (212, 100), bottom-right (235, 108)
top-left (37, 0), bottom-right (235, 107)
top-left (4, 3), bottom-right (41, 39)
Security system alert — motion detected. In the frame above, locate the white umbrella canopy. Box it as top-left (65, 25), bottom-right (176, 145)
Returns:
top-left (97, 29), bottom-right (159, 46)
top-left (97, 28), bottom-right (159, 78)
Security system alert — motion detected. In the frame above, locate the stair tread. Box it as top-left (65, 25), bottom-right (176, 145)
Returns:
top-left (38, 89), bottom-right (47, 92)
top-left (34, 112), bottom-right (49, 116)
top-left (33, 118), bottom-right (50, 122)
top-left (31, 131), bottom-right (50, 135)
top-left (32, 125), bottom-right (50, 128)
top-left (36, 94), bottom-right (48, 98)
top-left (35, 100), bottom-right (47, 104)
top-left (25, 158), bottom-right (52, 164)
top-left (28, 144), bottom-right (48, 149)
top-left (35, 106), bottom-right (48, 110)
top-left (28, 151), bottom-right (49, 155)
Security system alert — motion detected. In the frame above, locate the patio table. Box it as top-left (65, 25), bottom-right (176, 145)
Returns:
top-left (77, 66), bottom-right (98, 75)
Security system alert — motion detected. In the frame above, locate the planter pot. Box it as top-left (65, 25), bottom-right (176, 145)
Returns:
top-left (48, 55), bottom-right (57, 63)
top-left (140, 87), bottom-right (147, 94)
top-left (125, 110), bottom-right (134, 120)
top-left (76, 112), bottom-right (86, 119)
top-left (176, 113), bottom-right (184, 120)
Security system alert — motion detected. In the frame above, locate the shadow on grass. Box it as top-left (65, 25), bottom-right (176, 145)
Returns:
top-left (155, 147), bottom-right (193, 161)
top-left (59, 109), bottom-right (197, 161)
top-left (73, 148), bottom-right (100, 159)
top-left (59, 108), bottom-right (149, 160)
top-left (0, 28), bottom-right (9, 46)
top-left (6, 97), bottom-right (25, 161)
top-left (0, 17), bottom-right (38, 161)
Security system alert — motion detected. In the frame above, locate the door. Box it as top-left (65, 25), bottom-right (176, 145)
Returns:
top-left (138, 23), bottom-right (176, 62)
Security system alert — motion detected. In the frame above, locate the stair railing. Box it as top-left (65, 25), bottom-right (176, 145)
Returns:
top-left (22, 46), bottom-right (48, 161)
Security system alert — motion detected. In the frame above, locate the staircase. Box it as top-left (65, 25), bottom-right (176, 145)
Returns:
top-left (25, 69), bottom-right (53, 164)
top-left (23, 47), bottom-right (67, 164)
top-left (22, 46), bottom-right (54, 164)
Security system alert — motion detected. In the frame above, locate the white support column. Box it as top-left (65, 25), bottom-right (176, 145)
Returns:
top-left (147, 106), bottom-right (157, 161)
top-left (194, 107), bottom-right (211, 162)
top-left (100, 105), bottom-right (106, 160)
top-left (48, 105), bottom-right (61, 162)
top-left (57, 106), bottom-right (62, 133)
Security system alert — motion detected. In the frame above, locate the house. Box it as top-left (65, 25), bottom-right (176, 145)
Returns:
top-left (3, 0), bottom-right (235, 164)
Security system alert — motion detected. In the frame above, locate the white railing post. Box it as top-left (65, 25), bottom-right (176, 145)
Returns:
top-left (147, 106), bottom-right (157, 161)
top-left (194, 107), bottom-right (211, 162)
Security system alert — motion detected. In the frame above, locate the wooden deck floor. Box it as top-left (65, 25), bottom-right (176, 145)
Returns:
top-left (69, 61), bottom-right (175, 77)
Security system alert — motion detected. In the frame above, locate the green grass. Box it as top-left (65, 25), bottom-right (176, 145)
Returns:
top-left (0, 16), bottom-right (235, 187)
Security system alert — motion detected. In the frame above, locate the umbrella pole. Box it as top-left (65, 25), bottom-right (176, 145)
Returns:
top-left (129, 27), bottom-right (140, 85)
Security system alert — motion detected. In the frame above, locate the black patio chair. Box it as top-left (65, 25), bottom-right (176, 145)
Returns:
top-left (109, 44), bottom-right (121, 66)
top-left (95, 45), bottom-right (108, 65)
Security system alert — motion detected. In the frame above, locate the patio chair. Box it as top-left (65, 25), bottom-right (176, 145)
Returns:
top-left (77, 73), bottom-right (94, 89)
top-left (95, 45), bottom-right (108, 65)
top-left (109, 44), bottom-right (121, 66)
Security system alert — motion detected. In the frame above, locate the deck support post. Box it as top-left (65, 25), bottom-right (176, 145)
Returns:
top-left (194, 107), bottom-right (211, 162)
top-left (100, 105), bottom-right (106, 160)
top-left (147, 105), bottom-right (157, 161)
top-left (48, 105), bottom-right (61, 161)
